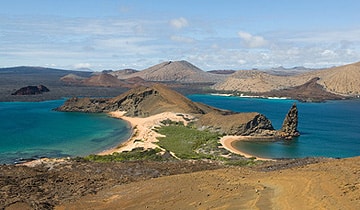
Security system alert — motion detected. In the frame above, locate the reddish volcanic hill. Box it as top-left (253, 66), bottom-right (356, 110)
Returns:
top-left (81, 73), bottom-right (126, 87)
top-left (120, 60), bottom-right (228, 83)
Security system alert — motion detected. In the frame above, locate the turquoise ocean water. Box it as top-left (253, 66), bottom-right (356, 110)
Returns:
top-left (0, 100), bottom-right (131, 164)
top-left (1, 96), bottom-right (359, 163)
top-left (188, 95), bottom-right (360, 159)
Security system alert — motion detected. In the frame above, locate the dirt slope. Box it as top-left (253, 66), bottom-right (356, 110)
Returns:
top-left (307, 61), bottom-right (360, 95)
top-left (213, 70), bottom-right (308, 93)
top-left (56, 157), bottom-right (360, 210)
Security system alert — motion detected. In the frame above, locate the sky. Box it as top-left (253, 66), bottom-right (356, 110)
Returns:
top-left (1, 0), bottom-right (360, 71)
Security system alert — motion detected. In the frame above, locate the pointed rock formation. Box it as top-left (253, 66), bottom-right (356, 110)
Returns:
top-left (278, 103), bottom-right (300, 139)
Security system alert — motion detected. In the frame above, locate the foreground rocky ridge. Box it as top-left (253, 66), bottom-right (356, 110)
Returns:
top-left (2, 157), bottom-right (359, 209)
top-left (56, 84), bottom-right (298, 138)
top-left (58, 157), bottom-right (359, 210)
top-left (0, 159), bottom-right (223, 209)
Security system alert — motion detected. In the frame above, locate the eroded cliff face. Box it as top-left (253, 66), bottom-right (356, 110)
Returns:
top-left (55, 97), bottom-right (113, 112)
top-left (196, 112), bottom-right (275, 136)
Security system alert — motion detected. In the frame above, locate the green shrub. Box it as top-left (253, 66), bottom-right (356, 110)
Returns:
top-left (155, 124), bottom-right (221, 160)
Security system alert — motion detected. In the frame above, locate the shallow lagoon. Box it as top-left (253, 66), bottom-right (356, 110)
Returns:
top-left (0, 100), bottom-right (131, 164)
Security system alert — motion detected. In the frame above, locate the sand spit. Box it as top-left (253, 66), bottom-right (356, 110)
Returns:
top-left (98, 111), bottom-right (195, 155)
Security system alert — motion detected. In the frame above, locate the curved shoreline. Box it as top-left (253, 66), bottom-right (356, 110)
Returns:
top-left (220, 136), bottom-right (274, 161)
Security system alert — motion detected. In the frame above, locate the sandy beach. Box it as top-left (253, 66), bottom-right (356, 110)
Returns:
top-left (220, 135), bottom-right (274, 161)
top-left (98, 111), bottom-right (195, 155)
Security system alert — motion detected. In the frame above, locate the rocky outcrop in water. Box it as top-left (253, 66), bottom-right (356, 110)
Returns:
top-left (11, 85), bottom-right (50, 95)
top-left (277, 103), bottom-right (300, 139)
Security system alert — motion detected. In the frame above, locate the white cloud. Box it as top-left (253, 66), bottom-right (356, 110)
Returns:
top-left (170, 35), bottom-right (194, 43)
top-left (170, 17), bottom-right (188, 29)
top-left (1, 14), bottom-right (360, 71)
top-left (321, 49), bottom-right (337, 58)
top-left (73, 63), bottom-right (92, 69)
top-left (238, 31), bottom-right (268, 48)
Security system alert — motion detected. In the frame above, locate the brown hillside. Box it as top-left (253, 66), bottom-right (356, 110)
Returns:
top-left (82, 73), bottom-right (126, 87)
top-left (60, 73), bottom-right (86, 84)
top-left (213, 70), bottom-right (308, 93)
top-left (307, 61), bottom-right (360, 95)
top-left (56, 84), bottom-right (211, 116)
top-left (109, 69), bottom-right (138, 79)
top-left (262, 77), bottom-right (345, 102)
top-left (213, 61), bottom-right (360, 97)
top-left (109, 84), bottom-right (207, 116)
top-left (121, 60), bottom-right (228, 83)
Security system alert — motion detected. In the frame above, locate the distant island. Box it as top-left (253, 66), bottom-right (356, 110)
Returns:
top-left (1, 60), bottom-right (360, 102)
top-left (11, 85), bottom-right (49, 95)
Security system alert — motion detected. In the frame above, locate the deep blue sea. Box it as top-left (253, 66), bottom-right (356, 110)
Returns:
top-left (188, 95), bottom-right (360, 159)
top-left (0, 100), bottom-right (131, 164)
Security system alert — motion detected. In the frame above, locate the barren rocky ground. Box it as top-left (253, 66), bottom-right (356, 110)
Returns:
top-left (3, 157), bottom-right (359, 209)
top-left (1, 159), bottom-right (223, 209)
top-left (57, 157), bottom-right (359, 210)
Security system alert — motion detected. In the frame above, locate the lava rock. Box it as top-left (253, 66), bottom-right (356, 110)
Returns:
top-left (12, 85), bottom-right (50, 95)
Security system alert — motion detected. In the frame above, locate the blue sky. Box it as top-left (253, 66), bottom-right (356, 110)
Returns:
top-left (1, 0), bottom-right (360, 71)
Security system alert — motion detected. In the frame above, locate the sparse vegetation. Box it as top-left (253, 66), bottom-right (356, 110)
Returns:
top-left (83, 148), bottom-right (165, 162)
top-left (224, 159), bottom-right (258, 166)
top-left (155, 123), bottom-right (224, 159)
